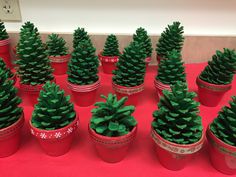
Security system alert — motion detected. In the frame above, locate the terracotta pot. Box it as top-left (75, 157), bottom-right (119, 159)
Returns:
top-left (207, 125), bottom-right (236, 175)
top-left (49, 54), bottom-right (71, 75)
top-left (0, 38), bottom-right (12, 69)
top-left (30, 116), bottom-right (79, 156)
top-left (112, 82), bottom-right (144, 106)
top-left (154, 79), bottom-right (171, 101)
top-left (89, 124), bottom-right (137, 163)
top-left (67, 79), bottom-right (100, 107)
top-left (151, 127), bottom-right (204, 171)
top-left (145, 56), bottom-right (152, 69)
top-left (0, 113), bottom-right (24, 158)
top-left (98, 52), bottom-right (119, 74)
top-left (19, 79), bottom-right (56, 106)
top-left (196, 76), bottom-right (231, 107)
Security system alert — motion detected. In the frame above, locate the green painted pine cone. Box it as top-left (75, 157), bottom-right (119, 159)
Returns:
top-left (156, 49), bottom-right (186, 85)
top-left (152, 81), bottom-right (203, 144)
top-left (102, 34), bottom-right (120, 56)
top-left (199, 48), bottom-right (236, 85)
top-left (73, 27), bottom-right (90, 49)
top-left (46, 33), bottom-right (68, 56)
top-left (0, 69), bottom-right (22, 129)
top-left (156, 21), bottom-right (184, 59)
top-left (16, 26), bottom-right (54, 85)
top-left (0, 22), bottom-right (9, 40)
top-left (0, 58), bottom-right (13, 78)
top-left (31, 82), bottom-right (76, 130)
top-left (210, 96), bottom-right (236, 146)
top-left (67, 40), bottom-right (99, 85)
top-left (133, 27), bottom-right (152, 58)
top-left (90, 94), bottom-right (137, 137)
top-left (112, 41), bottom-right (146, 87)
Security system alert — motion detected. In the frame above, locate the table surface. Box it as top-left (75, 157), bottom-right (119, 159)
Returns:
top-left (0, 63), bottom-right (234, 177)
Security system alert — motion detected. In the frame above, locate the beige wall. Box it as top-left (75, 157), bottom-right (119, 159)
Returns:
top-left (9, 32), bottom-right (236, 64)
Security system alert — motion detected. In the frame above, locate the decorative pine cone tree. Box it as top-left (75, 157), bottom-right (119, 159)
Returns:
top-left (210, 96), bottom-right (236, 146)
top-left (102, 34), bottom-right (120, 56)
top-left (133, 27), bottom-right (152, 58)
top-left (113, 41), bottom-right (146, 87)
top-left (16, 26), bottom-right (54, 85)
top-left (67, 40), bottom-right (99, 85)
top-left (19, 21), bottom-right (39, 36)
top-left (199, 48), bottom-right (236, 85)
top-left (156, 49), bottom-right (186, 85)
top-left (0, 69), bottom-right (22, 129)
top-left (73, 27), bottom-right (90, 49)
top-left (0, 58), bottom-right (13, 78)
top-left (156, 22), bottom-right (184, 59)
top-left (90, 94), bottom-right (137, 137)
top-left (0, 22), bottom-right (9, 40)
top-left (46, 33), bottom-right (68, 56)
top-left (31, 82), bottom-right (76, 130)
top-left (152, 81), bottom-right (203, 144)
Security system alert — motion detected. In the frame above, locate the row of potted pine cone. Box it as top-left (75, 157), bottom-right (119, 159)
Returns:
top-left (0, 71), bottom-right (236, 175)
top-left (0, 21), bottom-right (236, 175)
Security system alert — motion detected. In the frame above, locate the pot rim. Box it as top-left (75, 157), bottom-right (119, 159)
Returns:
top-left (151, 127), bottom-right (205, 154)
top-left (0, 38), bottom-right (10, 46)
top-left (145, 56), bottom-right (152, 63)
top-left (154, 79), bottom-right (171, 90)
top-left (112, 81), bottom-right (144, 95)
top-left (0, 113), bottom-right (24, 140)
top-left (98, 51), bottom-right (119, 63)
top-left (196, 76), bottom-right (232, 92)
top-left (207, 125), bottom-right (236, 153)
top-left (89, 124), bottom-right (137, 146)
top-left (19, 78), bottom-right (56, 92)
top-left (49, 54), bottom-right (71, 63)
top-left (29, 114), bottom-right (79, 140)
top-left (67, 79), bottom-right (100, 92)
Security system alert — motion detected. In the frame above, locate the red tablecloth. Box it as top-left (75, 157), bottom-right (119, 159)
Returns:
top-left (0, 63), bottom-right (234, 177)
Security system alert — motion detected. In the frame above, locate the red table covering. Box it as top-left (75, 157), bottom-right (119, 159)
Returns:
top-left (0, 63), bottom-right (234, 177)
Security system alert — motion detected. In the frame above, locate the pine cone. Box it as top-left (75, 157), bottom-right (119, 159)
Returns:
top-left (210, 96), bottom-right (236, 146)
top-left (102, 34), bottom-right (120, 56)
top-left (90, 94), bottom-right (137, 137)
top-left (0, 69), bottom-right (22, 129)
top-left (73, 27), bottom-right (90, 49)
top-left (67, 40), bottom-right (99, 85)
top-left (152, 81), bottom-right (203, 144)
top-left (156, 49), bottom-right (186, 85)
top-left (46, 33), bottom-right (68, 56)
top-left (31, 82), bottom-right (76, 130)
top-left (16, 26), bottom-right (54, 85)
top-left (0, 58), bottom-right (13, 78)
top-left (199, 48), bottom-right (236, 85)
top-left (0, 22), bottom-right (9, 40)
top-left (156, 22), bottom-right (184, 59)
top-left (113, 41), bottom-right (146, 87)
top-left (133, 27), bottom-right (152, 58)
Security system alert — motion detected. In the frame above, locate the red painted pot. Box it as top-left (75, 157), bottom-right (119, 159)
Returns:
top-left (196, 76), bottom-right (231, 107)
top-left (151, 128), bottom-right (204, 171)
top-left (49, 54), bottom-right (71, 75)
top-left (112, 82), bottom-right (144, 106)
top-left (19, 79), bottom-right (55, 106)
top-left (207, 126), bottom-right (236, 175)
top-left (0, 113), bottom-right (24, 158)
top-left (0, 38), bottom-right (12, 69)
top-left (154, 79), bottom-right (171, 101)
top-left (30, 116), bottom-right (79, 156)
top-left (98, 52), bottom-right (119, 74)
top-left (145, 56), bottom-right (152, 69)
top-left (89, 125), bottom-right (137, 163)
top-left (67, 79), bottom-right (100, 107)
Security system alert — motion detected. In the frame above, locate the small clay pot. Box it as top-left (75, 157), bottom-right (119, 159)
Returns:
top-left (49, 54), bottom-right (71, 75)
top-left (89, 124), bottom-right (137, 163)
top-left (0, 38), bottom-right (12, 69)
top-left (98, 52), bottom-right (119, 74)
